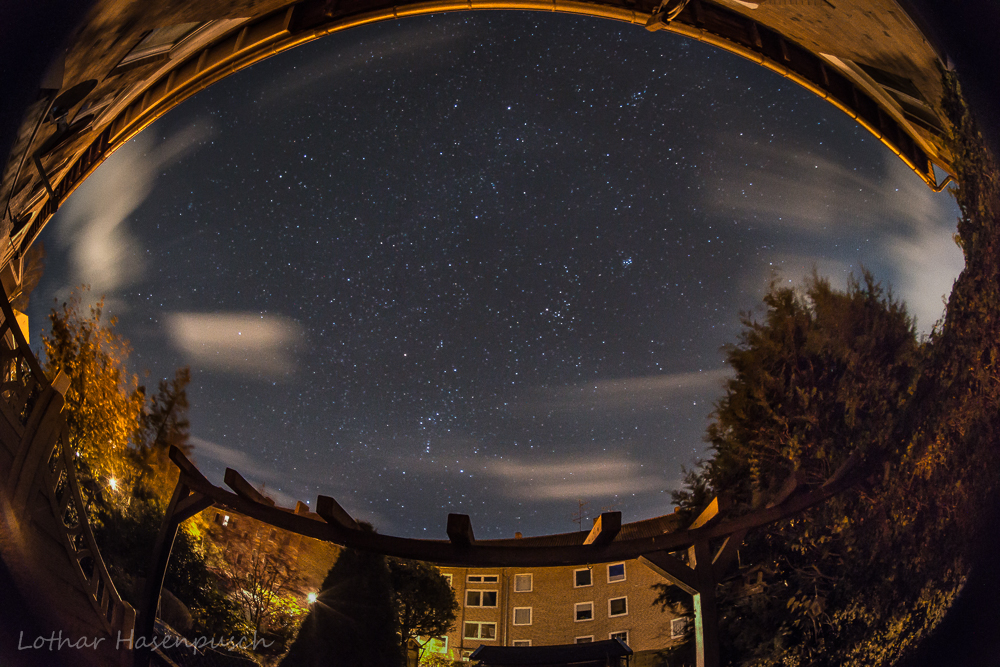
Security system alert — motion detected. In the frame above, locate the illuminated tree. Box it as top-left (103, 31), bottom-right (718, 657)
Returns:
top-left (133, 367), bottom-right (192, 506)
top-left (41, 288), bottom-right (145, 495)
top-left (213, 522), bottom-right (307, 644)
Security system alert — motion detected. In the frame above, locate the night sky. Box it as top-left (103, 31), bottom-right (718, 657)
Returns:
top-left (28, 11), bottom-right (963, 539)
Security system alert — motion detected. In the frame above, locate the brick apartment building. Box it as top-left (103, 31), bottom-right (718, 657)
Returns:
top-left (429, 513), bottom-right (691, 664)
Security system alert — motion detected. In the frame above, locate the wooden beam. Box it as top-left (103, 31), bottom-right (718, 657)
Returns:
top-left (766, 469), bottom-right (806, 509)
top-left (224, 468), bottom-right (275, 506)
top-left (711, 528), bottom-right (747, 574)
top-left (584, 511), bottom-right (621, 546)
top-left (688, 497), bottom-right (722, 530)
top-left (173, 491), bottom-right (214, 524)
top-left (640, 551), bottom-right (698, 595)
top-left (316, 495), bottom-right (359, 530)
top-left (447, 513), bottom-right (475, 546)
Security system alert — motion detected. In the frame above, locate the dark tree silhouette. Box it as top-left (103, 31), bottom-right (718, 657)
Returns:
top-left (280, 529), bottom-right (400, 667)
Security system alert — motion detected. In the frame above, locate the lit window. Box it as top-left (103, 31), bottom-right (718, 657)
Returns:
top-left (466, 590), bottom-right (498, 607)
top-left (513, 607), bottom-right (532, 626)
top-left (221, 514), bottom-right (230, 527)
top-left (575, 636), bottom-right (594, 644)
top-left (421, 636), bottom-right (449, 654)
top-left (671, 617), bottom-right (690, 639)
top-left (610, 630), bottom-right (629, 644)
top-left (514, 573), bottom-right (533, 592)
top-left (575, 602), bottom-right (594, 622)
top-left (512, 640), bottom-right (531, 647)
top-left (609, 597), bottom-right (628, 617)
top-left (467, 574), bottom-right (500, 584)
top-left (608, 563), bottom-right (626, 583)
top-left (464, 622), bottom-right (497, 640)
top-left (574, 568), bottom-right (592, 587)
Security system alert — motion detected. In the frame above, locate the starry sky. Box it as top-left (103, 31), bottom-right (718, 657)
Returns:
top-left (28, 11), bottom-right (963, 539)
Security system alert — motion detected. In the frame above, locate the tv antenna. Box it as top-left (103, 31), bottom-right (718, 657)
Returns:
top-left (571, 500), bottom-right (590, 531)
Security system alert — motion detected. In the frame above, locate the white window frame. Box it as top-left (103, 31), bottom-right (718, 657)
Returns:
top-left (671, 617), bottom-right (690, 639)
top-left (513, 607), bottom-right (532, 626)
top-left (574, 601), bottom-right (594, 622)
top-left (512, 639), bottom-right (532, 647)
top-left (464, 621), bottom-right (497, 641)
top-left (608, 596), bottom-right (628, 617)
top-left (466, 589), bottom-right (499, 608)
top-left (442, 573), bottom-right (453, 587)
top-left (467, 574), bottom-right (499, 584)
top-left (514, 573), bottom-right (533, 592)
top-left (573, 567), bottom-right (593, 588)
top-left (610, 630), bottom-right (629, 644)
top-left (575, 636), bottom-right (594, 644)
top-left (607, 562), bottom-right (627, 583)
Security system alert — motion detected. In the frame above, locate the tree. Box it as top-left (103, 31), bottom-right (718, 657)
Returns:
top-left (659, 271), bottom-right (924, 666)
top-left (133, 367), bottom-right (192, 506)
top-left (703, 270), bottom-right (919, 509)
top-left (388, 558), bottom-right (458, 665)
top-left (41, 288), bottom-right (145, 499)
top-left (280, 527), bottom-right (400, 667)
top-left (214, 523), bottom-right (306, 641)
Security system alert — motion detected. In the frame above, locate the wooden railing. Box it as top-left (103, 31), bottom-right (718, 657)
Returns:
top-left (0, 289), bottom-right (134, 667)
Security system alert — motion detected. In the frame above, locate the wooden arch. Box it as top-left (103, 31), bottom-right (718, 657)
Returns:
top-left (137, 445), bottom-right (861, 667)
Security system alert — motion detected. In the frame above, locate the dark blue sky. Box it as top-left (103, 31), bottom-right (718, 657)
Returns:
top-left (29, 11), bottom-right (962, 538)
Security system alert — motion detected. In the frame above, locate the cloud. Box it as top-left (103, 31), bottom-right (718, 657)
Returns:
top-left (261, 23), bottom-right (470, 104)
top-left (710, 135), bottom-right (964, 334)
top-left (517, 369), bottom-right (731, 415)
top-left (484, 456), bottom-right (667, 501)
top-left (189, 436), bottom-right (300, 507)
top-left (165, 312), bottom-right (303, 376)
top-left (54, 122), bottom-right (212, 300)
top-left (882, 160), bottom-right (965, 333)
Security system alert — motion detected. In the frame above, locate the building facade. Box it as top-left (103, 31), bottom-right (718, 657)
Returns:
top-left (429, 513), bottom-right (692, 663)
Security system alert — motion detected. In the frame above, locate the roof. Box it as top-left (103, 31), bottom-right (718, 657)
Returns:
top-left (471, 639), bottom-right (633, 666)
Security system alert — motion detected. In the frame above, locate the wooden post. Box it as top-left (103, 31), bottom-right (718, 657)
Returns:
top-left (134, 476), bottom-right (212, 667)
top-left (689, 538), bottom-right (720, 667)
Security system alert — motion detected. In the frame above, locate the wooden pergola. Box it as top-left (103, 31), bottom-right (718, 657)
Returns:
top-left (137, 447), bottom-right (859, 667)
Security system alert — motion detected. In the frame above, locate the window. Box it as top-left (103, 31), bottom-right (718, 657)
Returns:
top-left (514, 573), bottom-right (533, 592)
top-left (608, 563), bottom-right (626, 583)
top-left (117, 23), bottom-right (203, 68)
top-left (575, 602), bottom-right (594, 622)
top-left (574, 568), bottom-right (592, 587)
top-left (671, 617), bottom-right (690, 639)
top-left (466, 590), bottom-right (498, 607)
top-left (512, 640), bottom-right (531, 647)
top-left (464, 622), bottom-right (497, 640)
top-left (421, 636), bottom-right (449, 654)
top-left (513, 607), bottom-right (532, 626)
top-left (461, 650), bottom-right (473, 661)
top-left (467, 574), bottom-right (499, 584)
top-left (220, 514), bottom-right (230, 527)
top-left (609, 597), bottom-right (628, 617)
top-left (610, 631), bottom-right (629, 644)
top-left (442, 573), bottom-right (453, 586)
top-left (575, 636), bottom-right (594, 644)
